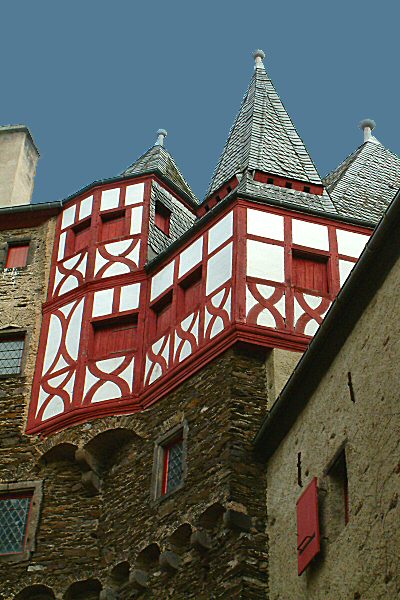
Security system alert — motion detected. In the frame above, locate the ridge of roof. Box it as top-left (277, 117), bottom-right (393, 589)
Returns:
top-left (323, 139), bottom-right (400, 224)
top-left (206, 58), bottom-right (322, 198)
top-left (122, 144), bottom-right (198, 204)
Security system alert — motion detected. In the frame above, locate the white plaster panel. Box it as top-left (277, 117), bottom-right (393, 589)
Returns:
top-left (63, 373), bottom-right (75, 397)
top-left (52, 355), bottom-right (69, 373)
top-left (79, 195), bottom-right (93, 220)
top-left (149, 363), bottom-right (163, 384)
top-left (246, 287), bottom-right (258, 317)
top-left (247, 240), bottom-right (285, 282)
top-left (84, 368), bottom-right (98, 396)
top-left (94, 251), bottom-right (108, 276)
top-left (292, 219), bottom-right (329, 251)
top-left (177, 338), bottom-right (192, 362)
top-left (120, 283), bottom-right (140, 312)
top-left (119, 358), bottom-right (135, 391)
top-left (304, 320), bottom-right (319, 336)
top-left (210, 317), bottom-right (224, 338)
top-left (130, 206), bottom-right (143, 235)
top-left (337, 229), bottom-right (369, 257)
top-left (37, 388), bottom-right (49, 414)
top-left (92, 381), bottom-right (122, 403)
top-left (151, 261), bottom-right (175, 300)
top-left (42, 396), bottom-right (64, 420)
top-left (206, 242), bottom-right (232, 295)
top-left (303, 294), bottom-right (322, 309)
top-left (76, 255), bottom-right (87, 278)
top-left (43, 315), bottom-right (62, 374)
top-left (96, 357), bottom-right (125, 373)
top-left (63, 254), bottom-right (81, 270)
top-left (58, 232), bottom-right (66, 261)
top-left (275, 296), bottom-right (286, 318)
top-left (178, 238), bottom-right (203, 277)
top-left (257, 310), bottom-right (276, 328)
top-left (294, 298), bottom-right (304, 325)
top-left (61, 205), bottom-right (76, 230)
top-left (125, 182), bottom-right (145, 205)
top-left (105, 240), bottom-right (132, 255)
top-left (339, 260), bottom-right (356, 286)
top-left (65, 299), bottom-right (84, 360)
top-left (47, 371), bottom-right (70, 388)
top-left (58, 275), bottom-right (79, 296)
top-left (92, 289), bottom-right (114, 317)
top-left (247, 209), bottom-right (284, 241)
top-left (102, 262), bottom-right (131, 278)
top-left (101, 188), bottom-right (120, 211)
top-left (126, 241), bottom-right (140, 266)
top-left (208, 212), bottom-right (233, 254)
top-left (58, 302), bottom-right (75, 318)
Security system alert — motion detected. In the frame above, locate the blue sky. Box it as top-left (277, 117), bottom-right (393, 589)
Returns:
top-left (2, 1), bottom-right (399, 203)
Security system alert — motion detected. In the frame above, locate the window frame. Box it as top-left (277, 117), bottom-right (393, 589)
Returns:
top-left (2, 239), bottom-right (32, 270)
top-left (0, 480), bottom-right (43, 563)
top-left (154, 201), bottom-right (171, 236)
top-left (151, 421), bottom-right (188, 503)
top-left (0, 331), bottom-right (26, 378)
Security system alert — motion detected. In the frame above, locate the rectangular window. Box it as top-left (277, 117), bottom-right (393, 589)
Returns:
top-left (327, 450), bottom-right (349, 533)
top-left (154, 202), bottom-right (171, 236)
top-left (178, 268), bottom-right (202, 319)
top-left (66, 220), bottom-right (91, 255)
top-left (296, 477), bottom-right (320, 576)
top-left (162, 437), bottom-right (183, 495)
top-left (92, 316), bottom-right (138, 359)
top-left (6, 244), bottom-right (29, 268)
top-left (152, 292), bottom-right (173, 337)
top-left (0, 336), bottom-right (24, 376)
top-left (292, 251), bottom-right (329, 294)
top-left (0, 494), bottom-right (32, 555)
top-left (100, 210), bottom-right (127, 242)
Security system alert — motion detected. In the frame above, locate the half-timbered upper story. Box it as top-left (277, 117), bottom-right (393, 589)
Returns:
top-left (24, 51), bottom-right (400, 435)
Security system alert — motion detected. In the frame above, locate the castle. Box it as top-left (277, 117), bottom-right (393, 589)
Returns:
top-left (0, 50), bottom-right (399, 599)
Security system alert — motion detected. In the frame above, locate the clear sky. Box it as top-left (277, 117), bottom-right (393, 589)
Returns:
top-left (2, 1), bottom-right (399, 204)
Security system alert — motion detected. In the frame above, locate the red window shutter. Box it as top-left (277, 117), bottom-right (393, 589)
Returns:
top-left (154, 202), bottom-right (171, 236)
top-left (156, 302), bottom-right (172, 335)
top-left (293, 253), bottom-right (328, 294)
top-left (177, 268), bottom-right (202, 319)
top-left (296, 477), bottom-right (320, 575)
top-left (101, 211), bottom-right (127, 241)
top-left (6, 245), bottom-right (29, 268)
top-left (93, 319), bottom-right (137, 358)
top-left (74, 224), bottom-right (91, 252)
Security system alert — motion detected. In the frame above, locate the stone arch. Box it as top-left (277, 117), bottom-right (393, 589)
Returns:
top-left (110, 560), bottom-right (130, 587)
top-left (84, 427), bottom-right (139, 472)
top-left (136, 542), bottom-right (161, 570)
top-left (197, 501), bottom-right (226, 530)
top-left (39, 442), bottom-right (78, 466)
top-left (168, 522), bottom-right (193, 551)
top-left (14, 584), bottom-right (55, 599)
top-left (63, 578), bottom-right (102, 599)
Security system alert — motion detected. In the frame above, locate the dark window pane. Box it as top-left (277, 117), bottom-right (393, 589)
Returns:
top-left (166, 440), bottom-right (183, 494)
top-left (0, 496), bottom-right (31, 554)
top-left (0, 338), bottom-right (24, 375)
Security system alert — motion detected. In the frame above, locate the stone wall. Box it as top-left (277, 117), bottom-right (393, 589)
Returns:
top-left (266, 252), bottom-right (400, 599)
top-left (1, 347), bottom-right (269, 599)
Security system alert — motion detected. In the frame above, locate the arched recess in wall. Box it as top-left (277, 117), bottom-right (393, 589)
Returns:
top-left (197, 501), bottom-right (226, 530)
top-left (14, 584), bottom-right (56, 599)
top-left (63, 578), bottom-right (102, 600)
top-left (109, 560), bottom-right (130, 588)
top-left (168, 523), bottom-right (193, 552)
top-left (84, 427), bottom-right (139, 472)
top-left (136, 542), bottom-right (161, 571)
top-left (38, 442), bottom-right (78, 466)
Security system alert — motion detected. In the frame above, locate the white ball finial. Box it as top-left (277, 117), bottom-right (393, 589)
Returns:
top-left (155, 129), bottom-right (167, 147)
top-left (253, 49), bottom-right (266, 69)
top-left (359, 119), bottom-right (376, 143)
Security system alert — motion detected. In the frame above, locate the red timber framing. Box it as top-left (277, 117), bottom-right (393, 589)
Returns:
top-left (27, 181), bottom-right (373, 435)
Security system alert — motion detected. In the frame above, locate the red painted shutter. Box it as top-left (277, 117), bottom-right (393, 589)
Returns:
top-left (6, 245), bottom-right (29, 268)
top-left (156, 302), bottom-right (172, 335)
top-left (74, 224), bottom-right (91, 252)
top-left (155, 203), bottom-right (171, 235)
top-left (93, 320), bottom-right (137, 358)
top-left (293, 254), bottom-right (328, 294)
top-left (101, 211), bottom-right (126, 241)
top-left (296, 477), bottom-right (320, 575)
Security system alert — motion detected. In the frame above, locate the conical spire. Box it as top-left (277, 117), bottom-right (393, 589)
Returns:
top-left (122, 130), bottom-right (198, 203)
top-left (207, 51), bottom-right (321, 197)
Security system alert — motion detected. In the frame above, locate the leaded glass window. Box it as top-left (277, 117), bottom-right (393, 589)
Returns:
top-left (0, 337), bottom-right (24, 375)
top-left (0, 495), bottom-right (31, 554)
top-left (163, 439), bottom-right (183, 495)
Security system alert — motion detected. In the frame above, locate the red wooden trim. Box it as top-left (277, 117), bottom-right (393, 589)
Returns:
top-left (297, 477), bottom-right (320, 575)
top-left (235, 204), bottom-right (247, 324)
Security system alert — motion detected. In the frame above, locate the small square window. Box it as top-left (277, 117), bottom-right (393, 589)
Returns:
top-left (303, 185), bottom-right (311, 193)
top-left (91, 316), bottom-right (138, 360)
top-left (0, 336), bottom-right (24, 376)
top-left (66, 219), bottom-right (91, 255)
top-left (292, 251), bottom-right (329, 294)
top-left (6, 244), bottom-right (29, 269)
top-left (0, 494), bottom-right (32, 555)
top-left (285, 182), bottom-right (293, 189)
top-left (100, 210), bottom-right (127, 242)
top-left (162, 437), bottom-right (184, 496)
top-left (267, 177), bottom-right (274, 185)
top-left (154, 202), bottom-right (171, 236)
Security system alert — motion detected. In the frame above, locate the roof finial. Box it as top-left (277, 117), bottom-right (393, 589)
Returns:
top-left (155, 129), bottom-right (167, 147)
top-left (253, 49), bottom-right (266, 69)
top-left (359, 119), bottom-right (376, 143)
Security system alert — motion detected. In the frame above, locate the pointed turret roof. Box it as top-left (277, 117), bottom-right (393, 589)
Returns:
top-left (207, 50), bottom-right (321, 198)
top-left (324, 121), bottom-right (400, 223)
top-left (123, 130), bottom-right (198, 203)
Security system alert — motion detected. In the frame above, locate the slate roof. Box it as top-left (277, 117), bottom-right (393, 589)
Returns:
top-left (323, 137), bottom-right (400, 224)
top-left (206, 57), bottom-right (322, 197)
top-left (123, 144), bottom-right (198, 204)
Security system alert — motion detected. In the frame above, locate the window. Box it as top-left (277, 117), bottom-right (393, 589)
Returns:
top-left (66, 219), bottom-right (91, 255)
top-left (5, 244), bottom-right (29, 268)
top-left (267, 177), bottom-right (274, 185)
top-left (292, 251), bottom-right (329, 294)
top-left (92, 316), bottom-right (138, 360)
top-left (326, 449), bottom-right (349, 536)
top-left (162, 437), bottom-right (184, 495)
top-left (100, 210), bottom-right (127, 242)
top-left (285, 182), bottom-right (293, 189)
top-left (303, 185), bottom-right (311, 193)
top-left (0, 494), bottom-right (32, 555)
top-left (0, 336), bottom-right (24, 376)
top-left (177, 268), bottom-right (202, 319)
top-left (152, 292), bottom-right (173, 338)
top-left (154, 202), bottom-right (171, 236)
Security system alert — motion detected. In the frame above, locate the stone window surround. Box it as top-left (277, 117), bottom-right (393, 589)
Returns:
top-left (0, 328), bottom-right (28, 379)
top-left (0, 480), bottom-right (43, 563)
top-left (0, 237), bottom-right (34, 271)
top-left (151, 420), bottom-right (188, 503)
